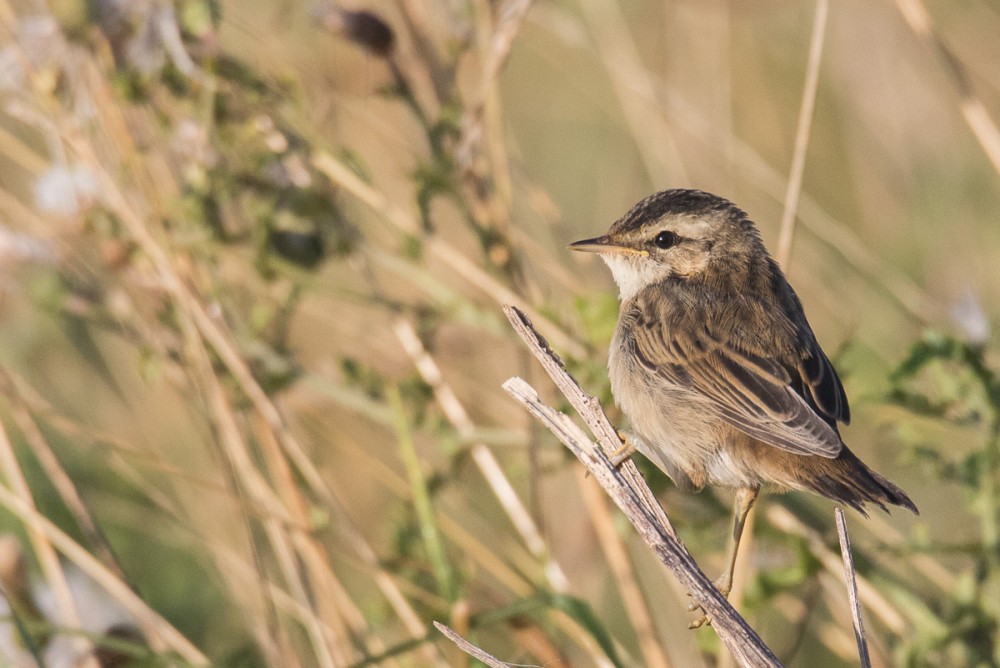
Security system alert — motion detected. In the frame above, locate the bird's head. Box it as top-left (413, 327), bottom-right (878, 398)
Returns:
top-left (569, 189), bottom-right (766, 300)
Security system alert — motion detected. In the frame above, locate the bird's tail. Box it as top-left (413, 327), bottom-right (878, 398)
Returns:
top-left (807, 448), bottom-right (918, 517)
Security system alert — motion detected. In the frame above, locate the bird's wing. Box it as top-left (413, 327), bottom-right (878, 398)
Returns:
top-left (626, 292), bottom-right (847, 458)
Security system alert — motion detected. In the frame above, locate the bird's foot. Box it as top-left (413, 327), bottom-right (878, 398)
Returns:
top-left (686, 576), bottom-right (732, 630)
top-left (687, 608), bottom-right (711, 630)
top-left (610, 430), bottom-right (637, 467)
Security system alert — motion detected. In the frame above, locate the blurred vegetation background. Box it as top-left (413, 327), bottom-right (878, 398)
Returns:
top-left (0, 0), bottom-right (998, 665)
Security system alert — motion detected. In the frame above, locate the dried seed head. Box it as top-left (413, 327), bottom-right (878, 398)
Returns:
top-left (315, 5), bottom-right (395, 57)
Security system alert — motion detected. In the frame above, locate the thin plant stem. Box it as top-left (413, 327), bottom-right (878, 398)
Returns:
top-left (530, 7), bottom-right (940, 322)
top-left (310, 150), bottom-right (587, 359)
top-left (775, 0), bottom-right (829, 268)
top-left (434, 622), bottom-right (516, 668)
top-left (893, 0), bottom-right (1000, 178)
top-left (577, 0), bottom-right (689, 187)
top-left (578, 471), bottom-right (673, 668)
top-left (0, 367), bottom-right (128, 583)
top-left (0, 482), bottom-right (208, 664)
top-left (726, 5), bottom-right (829, 664)
top-left (388, 385), bottom-right (457, 603)
top-left (0, 418), bottom-right (95, 666)
top-left (835, 509), bottom-right (872, 668)
top-left (767, 505), bottom-right (906, 635)
top-left (393, 318), bottom-right (570, 592)
top-left (981, 417), bottom-right (1000, 561)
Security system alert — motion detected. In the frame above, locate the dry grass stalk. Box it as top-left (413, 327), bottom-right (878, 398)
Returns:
top-left (775, 0), bottom-right (829, 268)
top-left (577, 0), bottom-right (689, 186)
top-left (310, 151), bottom-right (586, 358)
top-left (434, 621), bottom-right (520, 668)
top-left (174, 310), bottom-right (337, 665)
top-left (0, 483), bottom-right (207, 664)
top-left (0, 419), bottom-right (96, 666)
top-left (767, 505), bottom-right (906, 635)
top-left (36, 68), bottom-right (417, 663)
top-left (335, 425), bottom-right (618, 667)
top-left (722, 5), bottom-right (830, 659)
top-left (893, 0), bottom-right (1000, 177)
top-left (0, 369), bottom-right (127, 584)
top-left (394, 318), bottom-right (570, 592)
top-left (393, 0), bottom-right (451, 104)
top-left (578, 471), bottom-right (673, 668)
top-left (541, 5), bottom-right (940, 323)
top-left (458, 0), bottom-right (535, 172)
top-left (835, 508), bottom-right (872, 668)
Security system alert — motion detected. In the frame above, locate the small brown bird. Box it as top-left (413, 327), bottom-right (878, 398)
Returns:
top-left (570, 189), bottom-right (917, 626)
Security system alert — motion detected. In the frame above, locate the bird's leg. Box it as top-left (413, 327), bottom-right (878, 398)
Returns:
top-left (716, 486), bottom-right (759, 596)
top-left (689, 487), bottom-right (759, 629)
top-left (610, 430), bottom-right (638, 466)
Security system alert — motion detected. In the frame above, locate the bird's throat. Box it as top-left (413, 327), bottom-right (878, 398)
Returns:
top-left (601, 253), bottom-right (670, 301)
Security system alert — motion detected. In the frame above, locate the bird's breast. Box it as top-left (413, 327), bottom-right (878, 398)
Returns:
top-left (609, 320), bottom-right (726, 487)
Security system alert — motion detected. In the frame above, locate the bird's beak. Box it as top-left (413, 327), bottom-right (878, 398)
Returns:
top-left (568, 235), bottom-right (647, 256)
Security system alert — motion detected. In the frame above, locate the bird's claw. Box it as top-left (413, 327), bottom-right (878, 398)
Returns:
top-left (684, 577), bottom-right (731, 630)
top-left (686, 596), bottom-right (712, 628)
top-left (610, 431), bottom-right (637, 467)
top-left (688, 614), bottom-right (711, 630)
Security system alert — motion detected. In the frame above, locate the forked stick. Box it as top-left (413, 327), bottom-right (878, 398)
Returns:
top-left (498, 304), bottom-right (781, 667)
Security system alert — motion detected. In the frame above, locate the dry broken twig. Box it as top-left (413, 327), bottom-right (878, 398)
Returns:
top-left (498, 304), bottom-right (781, 667)
top-left (434, 621), bottom-right (520, 668)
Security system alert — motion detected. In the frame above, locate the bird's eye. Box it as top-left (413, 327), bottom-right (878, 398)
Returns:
top-left (653, 231), bottom-right (678, 249)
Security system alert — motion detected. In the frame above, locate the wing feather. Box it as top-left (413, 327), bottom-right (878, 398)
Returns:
top-left (628, 291), bottom-right (846, 458)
